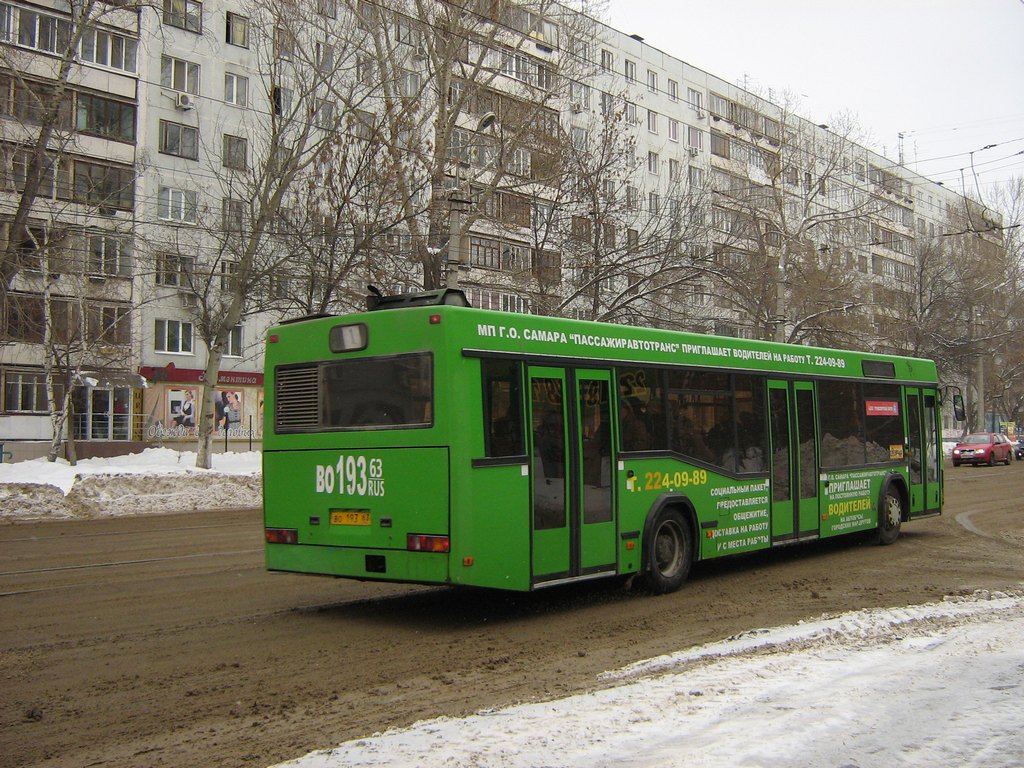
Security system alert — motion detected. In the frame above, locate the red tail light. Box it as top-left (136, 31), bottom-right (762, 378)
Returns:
top-left (407, 534), bottom-right (450, 553)
top-left (266, 528), bottom-right (298, 544)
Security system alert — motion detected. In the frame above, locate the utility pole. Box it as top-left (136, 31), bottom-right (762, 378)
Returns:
top-left (975, 308), bottom-right (985, 431)
top-left (445, 193), bottom-right (469, 289)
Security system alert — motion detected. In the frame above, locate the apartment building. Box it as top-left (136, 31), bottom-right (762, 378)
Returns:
top-left (0, 0), bottom-right (1005, 456)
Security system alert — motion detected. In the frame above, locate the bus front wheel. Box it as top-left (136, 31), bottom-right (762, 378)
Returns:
top-left (876, 486), bottom-right (903, 545)
top-left (644, 509), bottom-right (693, 594)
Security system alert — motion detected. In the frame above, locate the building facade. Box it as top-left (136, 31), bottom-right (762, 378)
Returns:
top-left (0, 0), bottom-right (1006, 457)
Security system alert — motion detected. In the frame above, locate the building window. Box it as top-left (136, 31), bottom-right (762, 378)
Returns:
top-left (222, 134), bottom-right (247, 170)
top-left (625, 185), bottom-right (637, 209)
top-left (159, 120), bottom-right (199, 160)
top-left (72, 160), bottom-right (134, 210)
top-left (647, 109), bottom-right (658, 133)
top-left (274, 25), bottom-right (293, 60)
top-left (225, 11), bottom-right (248, 47)
top-left (157, 186), bottom-right (197, 223)
top-left (569, 80), bottom-right (590, 110)
top-left (161, 55), bottom-right (200, 94)
top-left (647, 69), bottom-right (657, 93)
top-left (155, 319), bottom-right (193, 354)
top-left (668, 118), bottom-right (679, 142)
top-left (600, 48), bottom-right (613, 71)
top-left (669, 158), bottom-right (681, 181)
top-left (708, 92), bottom-right (728, 118)
top-left (163, 0), bottom-right (202, 33)
top-left (317, 0), bottom-right (337, 17)
top-left (87, 304), bottom-right (130, 345)
top-left (688, 126), bottom-right (703, 149)
top-left (222, 197), bottom-right (245, 232)
top-left (688, 88), bottom-right (703, 113)
top-left (314, 99), bottom-right (334, 129)
top-left (570, 126), bottom-right (587, 150)
top-left (668, 79), bottom-right (679, 101)
top-left (79, 25), bottom-right (138, 73)
top-left (225, 325), bottom-right (243, 357)
top-left (224, 72), bottom-right (248, 106)
top-left (647, 151), bottom-right (659, 174)
top-left (75, 93), bottom-right (135, 143)
top-left (624, 101), bottom-right (637, 124)
top-left (87, 233), bottom-right (131, 277)
top-left (710, 131), bottom-right (730, 158)
top-left (469, 236), bottom-right (500, 269)
top-left (156, 253), bottom-right (193, 286)
top-left (219, 260), bottom-right (238, 290)
top-left (271, 86), bottom-right (292, 116)
top-left (648, 192), bottom-right (660, 214)
top-left (4, 6), bottom-right (71, 53)
top-left (4, 370), bottom-right (62, 413)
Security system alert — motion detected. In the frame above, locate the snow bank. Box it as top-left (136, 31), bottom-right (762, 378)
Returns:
top-left (0, 448), bottom-right (261, 520)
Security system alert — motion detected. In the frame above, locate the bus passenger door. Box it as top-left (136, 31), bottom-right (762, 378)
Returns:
top-left (905, 388), bottom-right (941, 516)
top-left (528, 367), bottom-right (616, 584)
top-left (794, 382), bottom-right (820, 536)
top-left (767, 380), bottom-right (820, 540)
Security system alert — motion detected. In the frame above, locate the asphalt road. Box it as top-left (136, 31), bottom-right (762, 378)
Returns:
top-left (2, 462), bottom-right (1023, 768)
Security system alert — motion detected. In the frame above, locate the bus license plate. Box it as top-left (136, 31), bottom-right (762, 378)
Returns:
top-left (330, 510), bottom-right (371, 526)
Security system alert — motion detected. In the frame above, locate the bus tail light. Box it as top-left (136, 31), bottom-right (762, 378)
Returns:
top-left (266, 528), bottom-right (298, 544)
top-left (407, 534), bottom-right (450, 553)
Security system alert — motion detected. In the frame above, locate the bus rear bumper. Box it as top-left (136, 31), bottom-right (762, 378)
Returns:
top-left (266, 543), bottom-right (450, 584)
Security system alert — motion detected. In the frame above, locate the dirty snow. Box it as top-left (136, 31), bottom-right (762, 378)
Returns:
top-left (0, 448), bottom-right (260, 519)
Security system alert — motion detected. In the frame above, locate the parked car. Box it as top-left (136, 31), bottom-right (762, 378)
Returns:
top-left (951, 432), bottom-right (1014, 466)
top-left (1016, 438), bottom-right (1024, 461)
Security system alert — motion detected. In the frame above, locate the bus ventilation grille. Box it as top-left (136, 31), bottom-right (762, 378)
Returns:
top-left (275, 365), bottom-right (320, 431)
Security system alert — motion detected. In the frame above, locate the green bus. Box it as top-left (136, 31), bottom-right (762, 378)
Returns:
top-left (263, 289), bottom-right (946, 593)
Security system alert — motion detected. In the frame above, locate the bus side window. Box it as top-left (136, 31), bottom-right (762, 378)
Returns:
top-left (482, 359), bottom-right (525, 457)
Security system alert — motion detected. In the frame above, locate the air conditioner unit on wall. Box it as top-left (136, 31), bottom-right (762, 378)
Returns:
top-left (688, 146), bottom-right (700, 157)
top-left (175, 92), bottom-right (195, 110)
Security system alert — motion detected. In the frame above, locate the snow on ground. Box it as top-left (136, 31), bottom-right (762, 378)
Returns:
top-left (2, 451), bottom-right (1023, 766)
top-left (276, 591), bottom-right (1024, 768)
top-left (0, 448), bottom-right (261, 520)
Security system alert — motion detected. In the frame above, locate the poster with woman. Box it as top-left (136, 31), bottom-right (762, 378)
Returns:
top-left (216, 390), bottom-right (243, 434)
top-left (168, 388), bottom-right (197, 435)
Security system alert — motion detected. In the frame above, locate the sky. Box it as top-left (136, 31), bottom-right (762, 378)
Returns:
top-left (605, 0), bottom-right (1024, 201)
top-left (2, 450), bottom-right (1023, 767)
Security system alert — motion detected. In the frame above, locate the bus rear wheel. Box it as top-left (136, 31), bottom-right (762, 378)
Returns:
top-left (644, 509), bottom-right (693, 594)
top-left (876, 486), bottom-right (903, 545)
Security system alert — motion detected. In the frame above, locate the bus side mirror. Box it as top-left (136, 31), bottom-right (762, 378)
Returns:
top-left (952, 394), bottom-right (966, 422)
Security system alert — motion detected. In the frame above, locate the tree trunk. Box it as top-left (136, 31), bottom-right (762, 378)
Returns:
top-left (196, 347), bottom-right (226, 469)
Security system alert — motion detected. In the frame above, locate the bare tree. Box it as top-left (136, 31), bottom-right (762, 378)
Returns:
top-left (347, 0), bottom-right (592, 293)
top-left (698, 98), bottom-right (882, 343)
top-left (545, 79), bottom-right (715, 326)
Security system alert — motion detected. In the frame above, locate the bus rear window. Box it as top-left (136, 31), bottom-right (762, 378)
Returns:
top-left (320, 353), bottom-right (433, 430)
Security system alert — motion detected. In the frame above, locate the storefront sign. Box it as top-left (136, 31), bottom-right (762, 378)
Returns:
top-left (139, 363), bottom-right (264, 386)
